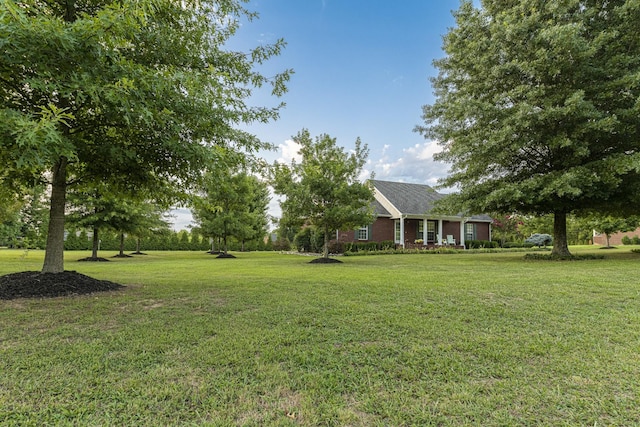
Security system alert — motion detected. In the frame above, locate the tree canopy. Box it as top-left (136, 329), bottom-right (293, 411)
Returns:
top-left (585, 213), bottom-right (640, 248)
top-left (0, 0), bottom-right (291, 272)
top-left (416, 0), bottom-right (640, 256)
top-left (271, 129), bottom-right (375, 260)
top-left (191, 168), bottom-right (270, 255)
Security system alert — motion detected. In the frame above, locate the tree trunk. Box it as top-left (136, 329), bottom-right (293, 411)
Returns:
top-left (136, 237), bottom-right (141, 253)
top-left (551, 210), bottom-right (571, 256)
top-left (119, 233), bottom-right (125, 256)
top-left (42, 157), bottom-right (68, 273)
top-left (92, 227), bottom-right (100, 258)
top-left (323, 225), bottom-right (330, 259)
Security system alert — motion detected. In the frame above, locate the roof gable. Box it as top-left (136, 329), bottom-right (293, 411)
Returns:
top-left (372, 180), bottom-right (443, 215)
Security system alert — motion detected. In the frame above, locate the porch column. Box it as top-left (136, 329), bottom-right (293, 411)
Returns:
top-left (438, 219), bottom-right (443, 245)
top-left (400, 216), bottom-right (405, 248)
top-left (460, 220), bottom-right (466, 249)
top-left (422, 219), bottom-right (427, 246)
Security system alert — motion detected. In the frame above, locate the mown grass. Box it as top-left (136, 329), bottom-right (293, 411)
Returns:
top-left (1, 247), bottom-right (640, 426)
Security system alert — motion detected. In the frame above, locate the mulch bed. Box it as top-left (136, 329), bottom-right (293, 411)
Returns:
top-left (0, 271), bottom-right (125, 300)
top-left (309, 257), bottom-right (342, 264)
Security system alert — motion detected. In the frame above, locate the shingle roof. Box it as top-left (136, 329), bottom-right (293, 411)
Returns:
top-left (372, 180), bottom-right (492, 222)
top-left (372, 180), bottom-right (442, 215)
top-left (373, 199), bottom-right (391, 216)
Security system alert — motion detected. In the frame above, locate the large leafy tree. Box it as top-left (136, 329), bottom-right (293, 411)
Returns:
top-left (192, 168), bottom-right (269, 255)
top-left (0, 0), bottom-right (290, 273)
top-left (271, 129), bottom-right (375, 261)
top-left (417, 0), bottom-right (640, 256)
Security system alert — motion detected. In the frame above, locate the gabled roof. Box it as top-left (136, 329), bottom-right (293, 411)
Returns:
top-left (373, 199), bottom-right (392, 217)
top-left (371, 179), bottom-right (492, 222)
top-left (372, 180), bottom-right (442, 216)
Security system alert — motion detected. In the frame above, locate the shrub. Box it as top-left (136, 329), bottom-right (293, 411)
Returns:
top-left (501, 241), bottom-right (523, 248)
top-left (633, 236), bottom-right (640, 245)
top-left (622, 236), bottom-right (632, 245)
top-left (525, 233), bottom-right (553, 247)
top-left (272, 238), bottom-right (291, 251)
top-left (293, 228), bottom-right (313, 252)
top-left (466, 240), bottom-right (499, 249)
top-left (524, 253), bottom-right (604, 261)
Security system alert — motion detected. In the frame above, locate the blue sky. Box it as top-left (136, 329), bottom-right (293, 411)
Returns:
top-left (172, 0), bottom-right (467, 230)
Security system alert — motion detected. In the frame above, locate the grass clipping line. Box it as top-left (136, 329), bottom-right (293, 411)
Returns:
top-left (0, 271), bottom-right (125, 300)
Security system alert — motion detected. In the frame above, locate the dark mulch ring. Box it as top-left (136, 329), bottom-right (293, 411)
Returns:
top-left (112, 254), bottom-right (133, 258)
top-left (216, 253), bottom-right (236, 258)
top-left (78, 257), bottom-right (110, 262)
top-left (309, 257), bottom-right (342, 264)
top-left (0, 271), bottom-right (125, 300)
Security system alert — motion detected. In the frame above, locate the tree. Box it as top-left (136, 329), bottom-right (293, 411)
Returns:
top-left (125, 205), bottom-right (172, 255)
top-left (491, 213), bottom-right (523, 247)
top-left (234, 175), bottom-right (270, 251)
top-left (585, 214), bottom-right (640, 248)
top-left (66, 186), bottom-right (136, 259)
top-left (0, 0), bottom-right (291, 273)
top-left (416, 1), bottom-right (640, 257)
top-left (271, 129), bottom-right (375, 261)
top-left (192, 169), bottom-right (268, 256)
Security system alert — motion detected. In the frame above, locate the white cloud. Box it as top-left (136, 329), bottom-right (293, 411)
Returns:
top-left (169, 208), bottom-right (193, 231)
top-left (276, 139), bottom-right (302, 164)
top-left (370, 140), bottom-right (450, 189)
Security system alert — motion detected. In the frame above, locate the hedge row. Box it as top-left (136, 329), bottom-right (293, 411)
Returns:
top-left (465, 240), bottom-right (499, 249)
top-left (64, 230), bottom-right (270, 252)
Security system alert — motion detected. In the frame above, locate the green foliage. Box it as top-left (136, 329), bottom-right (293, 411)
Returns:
top-left (343, 241), bottom-right (395, 253)
top-left (523, 253), bottom-right (604, 261)
top-left (584, 213), bottom-right (640, 247)
top-left (0, 0), bottom-right (290, 272)
top-left (292, 227), bottom-right (325, 253)
top-left (417, 0), bottom-right (640, 257)
top-left (271, 129), bottom-right (375, 259)
top-left (465, 239), bottom-right (499, 249)
top-left (491, 214), bottom-right (524, 246)
top-left (271, 238), bottom-right (291, 251)
top-left (192, 168), bottom-right (270, 254)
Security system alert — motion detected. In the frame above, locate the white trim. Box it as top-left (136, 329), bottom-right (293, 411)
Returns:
top-left (373, 187), bottom-right (402, 218)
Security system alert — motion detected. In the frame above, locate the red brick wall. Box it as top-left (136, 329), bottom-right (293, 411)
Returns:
top-left (372, 217), bottom-right (395, 242)
top-left (473, 222), bottom-right (490, 240)
top-left (593, 227), bottom-right (640, 245)
top-left (337, 218), bottom-right (395, 243)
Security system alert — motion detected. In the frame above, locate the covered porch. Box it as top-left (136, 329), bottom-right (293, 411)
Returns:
top-left (394, 216), bottom-right (468, 249)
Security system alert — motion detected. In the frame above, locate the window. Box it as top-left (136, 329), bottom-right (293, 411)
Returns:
top-left (417, 221), bottom-right (424, 240)
top-left (395, 220), bottom-right (401, 243)
top-left (357, 226), bottom-right (369, 241)
top-left (465, 223), bottom-right (476, 241)
top-left (426, 221), bottom-right (436, 242)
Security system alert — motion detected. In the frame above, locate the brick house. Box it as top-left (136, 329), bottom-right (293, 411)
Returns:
top-left (337, 180), bottom-right (492, 249)
top-left (592, 227), bottom-right (640, 246)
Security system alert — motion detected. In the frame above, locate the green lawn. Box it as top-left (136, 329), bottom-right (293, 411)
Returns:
top-left (1, 248), bottom-right (639, 426)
